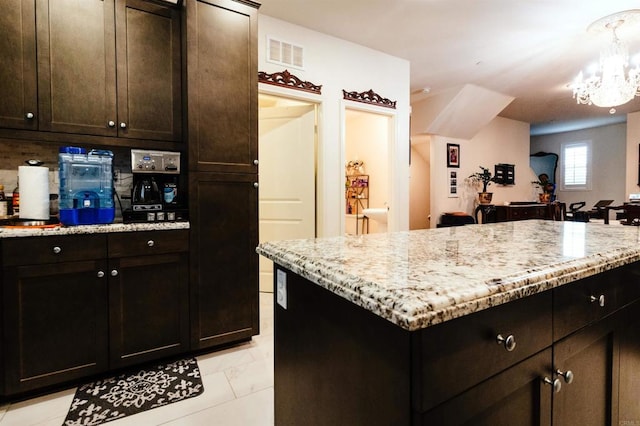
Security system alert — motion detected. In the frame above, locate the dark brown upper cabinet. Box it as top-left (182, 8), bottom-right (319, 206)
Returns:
top-left (187, 0), bottom-right (258, 172)
top-left (0, 0), bottom-right (38, 130)
top-left (115, 0), bottom-right (182, 141)
top-left (0, 0), bottom-right (182, 141)
top-left (36, 0), bottom-right (118, 136)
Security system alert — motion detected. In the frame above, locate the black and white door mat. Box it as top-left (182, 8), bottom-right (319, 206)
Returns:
top-left (63, 357), bottom-right (204, 426)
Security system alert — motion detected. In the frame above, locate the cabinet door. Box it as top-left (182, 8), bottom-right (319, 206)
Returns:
top-left (189, 172), bottom-right (259, 349)
top-left (0, 0), bottom-right (37, 130)
top-left (420, 349), bottom-right (552, 426)
top-left (109, 252), bottom-right (189, 368)
top-left (616, 301), bottom-right (640, 424)
top-left (552, 315), bottom-right (617, 426)
top-left (187, 0), bottom-right (258, 172)
top-left (2, 260), bottom-right (109, 394)
top-left (115, 0), bottom-right (182, 141)
top-left (36, 0), bottom-right (117, 136)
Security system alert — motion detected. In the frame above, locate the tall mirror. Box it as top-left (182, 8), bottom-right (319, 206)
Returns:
top-left (530, 152), bottom-right (558, 183)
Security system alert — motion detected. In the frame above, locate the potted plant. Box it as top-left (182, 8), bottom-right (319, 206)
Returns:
top-left (531, 173), bottom-right (555, 203)
top-left (469, 166), bottom-right (497, 204)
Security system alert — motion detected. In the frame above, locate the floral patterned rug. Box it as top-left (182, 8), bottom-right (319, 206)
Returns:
top-left (63, 358), bottom-right (204, 426)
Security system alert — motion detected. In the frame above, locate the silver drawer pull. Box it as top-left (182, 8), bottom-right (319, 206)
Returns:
top-left (25, 112), bottom-right (34, 119)
top-left (147, 240), bottom-right (155, 247)
top-left (97, 271), bottom-right (105, 278)
top-left (120, 122), bottom-right (127, 129)
top-left (52, 246), bottom-right (62, 254)
top-left (108, 120), bottom-right (116, 128)
top-left (496, 334), bottom-right (517, 352)
top-left (543, 377), bottom-right (562, 393)
top-left (253, 159), bottom-right (259, 165)
top-left (590, 294), bottom-right (605, 307)
top-left (556, 369), bottom-right (574, 384)
top-left (111, 269), bottom-right (118, 277)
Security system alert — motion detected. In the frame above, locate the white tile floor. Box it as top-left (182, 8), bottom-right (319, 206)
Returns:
top-left (0, 293), bottom-right (275, 426)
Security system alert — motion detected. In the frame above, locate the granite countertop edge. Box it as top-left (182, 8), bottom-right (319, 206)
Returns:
top-left (0, 221), bottom-right (190, 238)
top-left (257, 229), bottom-right (640, 332)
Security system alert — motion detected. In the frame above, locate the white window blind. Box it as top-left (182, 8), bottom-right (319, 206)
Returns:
top-left (561, 141), bottom-right (591, 190)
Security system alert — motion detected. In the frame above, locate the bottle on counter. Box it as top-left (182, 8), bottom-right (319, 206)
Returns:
top-left (0, 185), bottom-right (7, 217)
top-left (12, 177), bottom-right (19, 216)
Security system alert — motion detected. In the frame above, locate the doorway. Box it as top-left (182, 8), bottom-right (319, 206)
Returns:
top-left (344, 107), bottom-right (392, 234)
top-left (258, 93), bottom-right (318, 292)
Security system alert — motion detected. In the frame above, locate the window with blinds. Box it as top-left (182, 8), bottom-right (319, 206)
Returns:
top-left (561, 141), bottom-right (591, 190)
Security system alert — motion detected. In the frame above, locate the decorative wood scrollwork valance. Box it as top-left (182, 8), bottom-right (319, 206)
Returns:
top-left (258, 69), bottom-right (322, 94)
top-left (342, 89), bottom-right (396, 109)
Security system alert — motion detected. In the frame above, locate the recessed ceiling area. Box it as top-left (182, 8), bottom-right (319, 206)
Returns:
top-left (258, 0), bottom-right (640, 132)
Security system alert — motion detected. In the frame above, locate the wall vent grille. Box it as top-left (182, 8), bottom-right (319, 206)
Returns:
top-left (267, 36), bottom-right (304, 69)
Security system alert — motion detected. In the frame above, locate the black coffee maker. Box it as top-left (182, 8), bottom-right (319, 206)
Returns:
top-left (123, 149), bottom-right (187, 223)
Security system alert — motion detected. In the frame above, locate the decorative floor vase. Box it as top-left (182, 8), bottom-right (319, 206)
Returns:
top-left (478, 192), bottom-right (493, 205)
top-left (539, 193), bottom-right (551, 203)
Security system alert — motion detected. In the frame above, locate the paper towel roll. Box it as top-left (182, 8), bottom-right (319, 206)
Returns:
top-left (19, 165), bottom-right (50, 220)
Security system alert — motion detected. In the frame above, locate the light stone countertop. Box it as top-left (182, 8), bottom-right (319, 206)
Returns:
top-left (0, 221), bottom-right (189, 238)
top-left (257, 220), bottom-right (640, 331)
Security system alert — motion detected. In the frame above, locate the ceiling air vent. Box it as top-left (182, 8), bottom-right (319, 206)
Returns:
top-left (267, 37), bottom-right (304, 70)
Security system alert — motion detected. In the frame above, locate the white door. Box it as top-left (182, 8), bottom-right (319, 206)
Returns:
top-left (259, 95), bottom-right (317, 292)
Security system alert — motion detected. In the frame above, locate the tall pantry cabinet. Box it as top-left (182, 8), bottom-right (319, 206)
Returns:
top-left (186, 0), bottom-right (260, 349)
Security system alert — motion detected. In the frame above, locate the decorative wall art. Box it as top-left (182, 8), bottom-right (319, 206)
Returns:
top-left (448, 169), bottom-right (459, 198)
top-left (447, 143), bottom-right (460, 168)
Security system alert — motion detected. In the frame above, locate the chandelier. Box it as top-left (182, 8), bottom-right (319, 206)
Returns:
top-left (571, 10), bottom-right (640, 109)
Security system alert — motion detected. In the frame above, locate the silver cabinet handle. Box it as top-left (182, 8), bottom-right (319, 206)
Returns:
top-left (253, 159), bottom-right (259, 165)
top-left (120, 122), bottom-right (127, 129)
top-left (543, 377), bottom-right (562, 393)
top-left (108, 120), bottom-right (116, 128)
top-left (253, 182), bottom-right (259, 188)
top-left (590, 294), bottom-right (605, 307)
top-left (147, 240), bottom-right (155, 247)
top-left (496, 334), bottom-right (517, 352)
top-left (52, 246), bottom-right (62, 254)
top-left (25, 112), bottom-right (34, 119)
top-left (556, 369), bottom-right (574, 384)
top-left (111, 270), bottom-right (118, 277)
top-left (97, 271), bottom-right (105, 278)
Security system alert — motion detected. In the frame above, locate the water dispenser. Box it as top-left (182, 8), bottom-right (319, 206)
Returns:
top-left (58, 146), bottom-right (115, 226)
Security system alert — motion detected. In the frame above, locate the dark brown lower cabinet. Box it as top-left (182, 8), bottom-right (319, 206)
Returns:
top-left (1, 230), bottom-right (190, 397)
top-left (189, 172), bottom-right (259, 349)
top-left (108, 231), bottom-right (189, 368)
top-left (2, 259), bottom-right (109, 395)
top-left (552, 315), bottom-right (617, 426)
top-left (273, 264), bottom-right (640, 426)
top-left (421, 349), bottom-right (552, 425)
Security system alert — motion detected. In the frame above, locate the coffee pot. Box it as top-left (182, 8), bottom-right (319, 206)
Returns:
top-left (132, 177), bottom-right (161, 204)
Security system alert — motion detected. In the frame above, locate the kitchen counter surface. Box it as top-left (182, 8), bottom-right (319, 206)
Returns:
top-left (257, 220), bottom-right (640, 331)
top-left (0, 221), bottom-right (189, 238)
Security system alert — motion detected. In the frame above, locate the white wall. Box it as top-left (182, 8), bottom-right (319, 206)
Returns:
top-left (409, 136), bottom-right (430, 229)
top-left (626, 112), bottom-right (640, 198)
top-left (531, 122), bottom-right (627, 209)
top-left (428, 116), bottom-right (532, 227)
top-left (345, 110), bottom-right (389, 233)
top-left (258, 15), bottom-right (410, 237)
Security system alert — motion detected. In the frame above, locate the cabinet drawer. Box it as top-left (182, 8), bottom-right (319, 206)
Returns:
top-left (2, 235), bottom-right (106, 266)
top-left (553, 266), bottom-right (638, 340)
top-left (412, 290), bottom-right (552, 412)
top-left (108, 230), bottom-right (189, 257)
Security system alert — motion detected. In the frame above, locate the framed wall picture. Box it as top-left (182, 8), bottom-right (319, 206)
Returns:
top-left (448, 169), bottom-right (458, 198)
top-left (447, 143), bottom-right (460, 168)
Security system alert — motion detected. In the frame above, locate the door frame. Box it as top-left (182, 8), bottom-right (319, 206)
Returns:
top-left (258, 84), bottom-right (321, 238)
top-left (341, 100), bottom-right (398, 235)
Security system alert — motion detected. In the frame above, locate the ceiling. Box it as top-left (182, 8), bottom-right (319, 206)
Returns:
top-left (258, 0), bottom-right (640, 134)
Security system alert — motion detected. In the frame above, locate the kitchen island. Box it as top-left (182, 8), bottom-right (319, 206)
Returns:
top-left (257, 220), bottom-right (640, 425)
